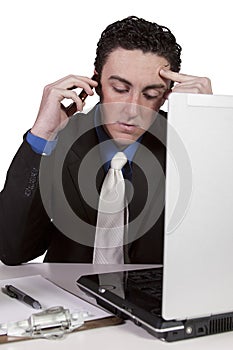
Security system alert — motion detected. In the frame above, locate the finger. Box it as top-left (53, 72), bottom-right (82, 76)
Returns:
top-left (50, 75), bottom-right (98, 92)
top-left (173, 79), bottom-right (204, 89)
top-left (160, 69), bottom-right (197, 83)
top-left (51, 74), bottom-right (98, 87)
top-left (172, 85), bottom-right (204, 94)
top-left (57, 89), bottom-right (84, 111)
top-left (172, 79), bottom-right (213, 94)
top-left (172, 85), bottom-right (211, 94)
top-left (44, 75), bottom-right (98, 111)
top-left (64, 78), bottom-right (97, 95)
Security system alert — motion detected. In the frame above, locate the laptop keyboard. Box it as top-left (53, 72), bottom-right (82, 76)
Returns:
top-left (126, 268), bottom-right (163, 315)
top-left (128, 268), bottom-right (163, 285)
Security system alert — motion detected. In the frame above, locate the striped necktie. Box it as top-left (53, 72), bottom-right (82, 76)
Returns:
top-left (93, 152), bottom-right (127, 264)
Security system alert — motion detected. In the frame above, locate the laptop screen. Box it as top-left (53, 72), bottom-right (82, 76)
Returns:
top-left (163, 93), bottom-right (233, 320)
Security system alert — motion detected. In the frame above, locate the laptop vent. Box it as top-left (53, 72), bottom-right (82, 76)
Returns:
top-left (209, 316), bottom-right (233, 334)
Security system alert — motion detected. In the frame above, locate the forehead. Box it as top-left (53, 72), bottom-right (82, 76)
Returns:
top-left (102, 47), bottom-right (170, 83)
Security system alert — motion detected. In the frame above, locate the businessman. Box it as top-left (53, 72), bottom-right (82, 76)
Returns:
top-left (0, 16), bottom-right (212, 265)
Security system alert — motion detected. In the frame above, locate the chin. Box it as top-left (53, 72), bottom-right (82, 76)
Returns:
top-left (113, 136), bottom-right (138, 147)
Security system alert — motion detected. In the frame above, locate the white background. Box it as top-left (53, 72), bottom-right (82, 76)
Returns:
top-left (0, 0), bottom-right (232, 189)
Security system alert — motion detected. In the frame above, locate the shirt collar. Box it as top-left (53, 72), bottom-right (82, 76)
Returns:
top-left (94, 105), bottom-right (142, 172)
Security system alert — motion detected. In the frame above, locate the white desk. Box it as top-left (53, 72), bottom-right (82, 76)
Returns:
top-left (0, 262), bottom-right (233, 349)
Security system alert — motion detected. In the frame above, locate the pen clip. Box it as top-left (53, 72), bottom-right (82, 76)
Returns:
top-left (1, 286), bottom-right (17, 299)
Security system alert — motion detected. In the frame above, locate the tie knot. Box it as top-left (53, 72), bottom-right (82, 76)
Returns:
top-left (111, 152), bottom-right (127, 170)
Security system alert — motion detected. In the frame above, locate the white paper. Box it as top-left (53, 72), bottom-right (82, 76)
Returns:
top-left (0, 275), bottom-right (109, 326)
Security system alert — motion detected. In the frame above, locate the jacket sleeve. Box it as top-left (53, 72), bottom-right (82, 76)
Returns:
top-left (0, 139), bottom-right (54, 265)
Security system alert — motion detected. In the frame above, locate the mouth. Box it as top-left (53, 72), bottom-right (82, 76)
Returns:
top-left (117, 121), bottom-right (139, 133)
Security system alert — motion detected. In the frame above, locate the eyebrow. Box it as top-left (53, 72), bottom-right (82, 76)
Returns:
top-left (109, 75), bottom-right (167, 91)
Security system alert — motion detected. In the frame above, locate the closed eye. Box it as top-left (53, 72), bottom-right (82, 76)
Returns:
top-left (143, 93), bottom-right (159, 100)
top-left (113, 86), bottom-right (129, 94)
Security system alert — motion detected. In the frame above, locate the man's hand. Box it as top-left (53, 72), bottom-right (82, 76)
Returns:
top-left (31, 75), bottom-right (98, 140)
top-left (160, 69), bottom-right (212, 96)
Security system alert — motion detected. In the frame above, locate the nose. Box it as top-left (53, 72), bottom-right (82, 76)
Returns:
top-left (123, 93), bottom-right (140, 118)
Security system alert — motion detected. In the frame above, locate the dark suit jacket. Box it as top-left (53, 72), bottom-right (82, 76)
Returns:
top-left (0, 105), bottom-right (167, 265)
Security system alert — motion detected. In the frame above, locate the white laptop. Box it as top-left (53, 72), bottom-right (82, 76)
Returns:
top-left (77, 93), bottom-right (233, 341)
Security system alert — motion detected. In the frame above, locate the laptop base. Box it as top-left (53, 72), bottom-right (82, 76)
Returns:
top-left (77, 268), bottom-right (233, 342)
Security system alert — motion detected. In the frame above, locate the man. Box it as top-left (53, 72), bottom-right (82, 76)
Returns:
top-left (0, 16), bottom-right (212, 265)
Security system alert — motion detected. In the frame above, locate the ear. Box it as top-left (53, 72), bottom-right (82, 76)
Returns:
top-left (158, 89), bottom-right (172, 109)
top-left (163, 89), bottom-right (172, 100)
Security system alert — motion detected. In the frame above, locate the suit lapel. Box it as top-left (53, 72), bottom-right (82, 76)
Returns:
top-left (127, 111), bottom-right (167, 248)
top-left (62, 107), bottom-right (105, 226)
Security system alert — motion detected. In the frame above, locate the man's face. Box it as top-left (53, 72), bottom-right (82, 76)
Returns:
top-left (99, 48), bottom-right (170, 145)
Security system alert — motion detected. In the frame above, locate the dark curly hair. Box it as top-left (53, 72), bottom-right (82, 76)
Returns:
top-left (94, 16), bottom-right (182, 80)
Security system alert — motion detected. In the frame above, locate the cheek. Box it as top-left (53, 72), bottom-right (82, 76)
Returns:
top-left (101, 103), bottom-right (124, 125)
top-left (150, 97), bottom-right (165, 111)
top-left (101, 86), bottom-right (114, 103)
top-left (140, 114), bottom-right (155, 131)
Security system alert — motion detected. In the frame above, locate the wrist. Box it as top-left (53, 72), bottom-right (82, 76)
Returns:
top-left (30, 125), bottom-right (57, 141)
top-left (26, 131), bottom-right (58, 155)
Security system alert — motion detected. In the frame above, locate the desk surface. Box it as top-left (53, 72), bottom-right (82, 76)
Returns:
top-left (0, 262), bottom-right (233, 350)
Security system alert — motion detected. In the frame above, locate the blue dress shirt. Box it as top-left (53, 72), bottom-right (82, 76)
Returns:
top-left (26, 131), bottom-right (57, 156)
top-left (94, 106), bottom-right (142, 179)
